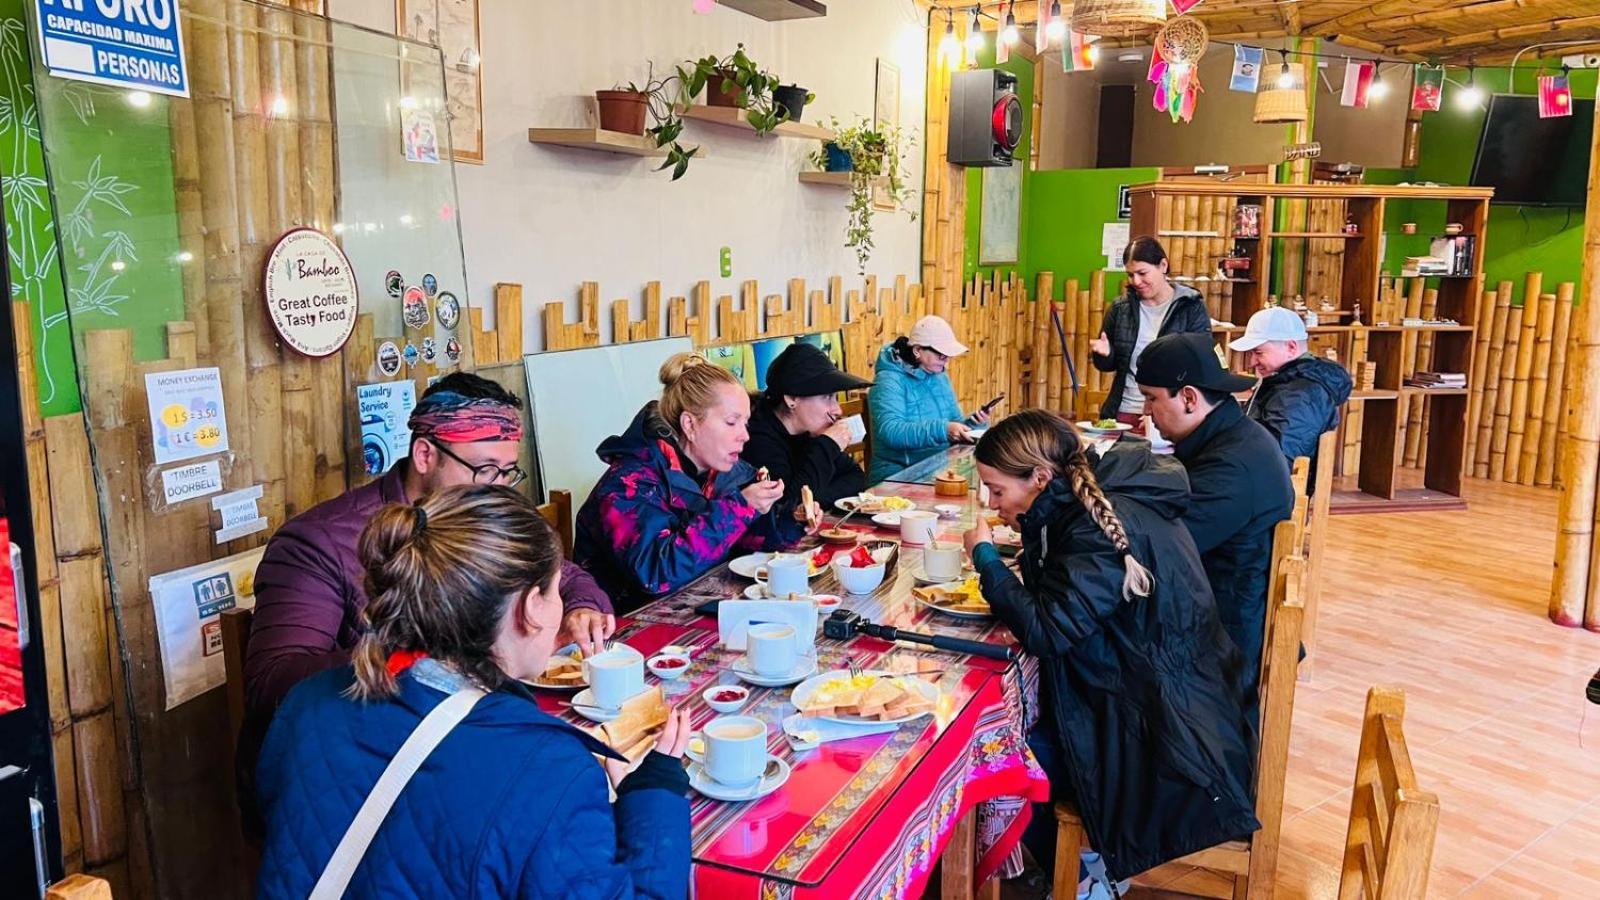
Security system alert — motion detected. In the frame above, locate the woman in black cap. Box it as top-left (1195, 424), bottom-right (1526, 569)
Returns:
top-left (742, 342), bottom-right (874, 522)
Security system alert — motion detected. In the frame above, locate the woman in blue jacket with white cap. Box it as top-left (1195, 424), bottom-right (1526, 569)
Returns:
top-left (867, 315), bottom-right (994, 482)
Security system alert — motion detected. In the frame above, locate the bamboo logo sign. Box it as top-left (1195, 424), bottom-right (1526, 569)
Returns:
top-left (264, 227), bottom-right (359, 357)
top-left (35, 0), bottom-right (190, 97)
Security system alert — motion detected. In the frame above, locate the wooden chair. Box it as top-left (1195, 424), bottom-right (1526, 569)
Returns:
top-left (1338, 688), bottom-right (1439, 900)
top-left (46, 874), bottom-right (113, 900)
top-left (1052, 553), bottom-right (1307, 899)
top-left (839, 394), bottom-right (871, 469)
top-left (221, 606), bottom-right (254, 748)
top-left (1299, 430), bottom-right (1338, 679)
top-left (537, 488), bottom-right (574, 560)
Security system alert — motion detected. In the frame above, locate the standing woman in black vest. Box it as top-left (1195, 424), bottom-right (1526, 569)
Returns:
top-left (1090, 237), bottom-right (1213, 428)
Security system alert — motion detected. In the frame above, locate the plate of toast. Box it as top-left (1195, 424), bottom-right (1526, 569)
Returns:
top-left (912, 578), bottom-right (993, 619)
top-left (836, 492), bottom-right (916, 515)
top-left (790, 670), bottom-right (939, 725)
top-left (526, 645), bottom-right (587, 690)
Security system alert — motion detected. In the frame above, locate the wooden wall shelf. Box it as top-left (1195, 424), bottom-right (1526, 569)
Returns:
top-left (718, 0), bottom-right (826, 20)
top-left (799, 171), bottom-right (886, 188)
top-left (527, 127), bottom-right (667, 157)
top-left (1273, 232), bottom-right (1364, 239)
top-left (680, 104), bottom-right (836, 141)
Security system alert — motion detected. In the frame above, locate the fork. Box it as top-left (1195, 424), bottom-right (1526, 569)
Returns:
top-left (848, 660), bottom-right (863, 679)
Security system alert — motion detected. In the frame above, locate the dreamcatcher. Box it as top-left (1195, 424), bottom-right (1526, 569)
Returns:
top-left (1148, 15), bottom-right (1208, 123)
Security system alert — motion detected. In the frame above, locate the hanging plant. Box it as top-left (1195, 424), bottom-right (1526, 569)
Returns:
top-left (605, 64), bottom-right (700, 180)
top-left (811, 117), bottom-right (917, 274)
top-left (678, 44), bottom-right (792, 134)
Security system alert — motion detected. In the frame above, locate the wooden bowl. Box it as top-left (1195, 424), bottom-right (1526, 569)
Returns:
top-left (820, 527), bottom-right (862, 545)
top-left (935, 475), bottom-right (968, 497)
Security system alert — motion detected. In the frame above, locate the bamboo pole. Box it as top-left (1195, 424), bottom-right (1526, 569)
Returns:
top-left (1033, 272), bottom-right (1053, 408)
top-left (1520, 290), bottom-right (1559, 485)
top-left (1475, 283), bottom-right (1513, 476)
top-left (1551, 108), bottom-right (1600, 627)
top-left (1490, 304), bottom-right (1523, 482)
top-left (1537, 284), bottom-right (1577, 486)
top-left (1403, 288), bottom-right (1437, 466)
top-left (1558, 324), bottom-right (1579, 488)
top-left (1465, 289), bottom-right (1496, 465)
top-left (1505, 273), bottom-right (1544, 482)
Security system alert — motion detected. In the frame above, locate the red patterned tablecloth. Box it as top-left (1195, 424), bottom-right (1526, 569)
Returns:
top-left (533, 546), bottom-right (1047, 899)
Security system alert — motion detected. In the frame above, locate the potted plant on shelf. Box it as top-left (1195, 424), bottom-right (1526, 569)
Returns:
top-left (595, 66), bottom-right (699, 180)
top-left (678, 44), bottom-right (798, 134)
top-left (810, 116), bottom-right (917, 273)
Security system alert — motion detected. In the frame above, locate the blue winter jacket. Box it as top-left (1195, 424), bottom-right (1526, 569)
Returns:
top-left (255, 661), bottom-right (691, 900)
top-left (867, 344), bottom-right (967, 482)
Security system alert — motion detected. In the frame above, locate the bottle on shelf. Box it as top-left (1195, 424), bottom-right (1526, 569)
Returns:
top-left (1344, 211), bottom-right (1360, 236)
top-left (1352, 301), bottom-right (1363, 325)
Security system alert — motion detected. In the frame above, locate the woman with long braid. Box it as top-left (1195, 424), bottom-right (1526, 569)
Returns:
top-left (963, 410), bottom-right (1258, 896)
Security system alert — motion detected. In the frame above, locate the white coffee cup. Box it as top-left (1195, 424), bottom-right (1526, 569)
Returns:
top-left (923, 541), bottom-right (963, 581)
top-left (583, 647), bottom-right (644, 709)
top-left (842, 414), bottom-right (867, 444)
top-left (900, 509), bottom-right (938, 545)
top-left (755, 554), bottom-right (809, 599)
top-left (704, 715), bottom-right (769, 787)
top-left (748, 623), bottom-right (799, 676)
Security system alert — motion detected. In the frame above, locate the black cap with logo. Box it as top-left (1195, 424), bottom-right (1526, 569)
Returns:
top-left (1135, 333), bottom-right (1257, 394)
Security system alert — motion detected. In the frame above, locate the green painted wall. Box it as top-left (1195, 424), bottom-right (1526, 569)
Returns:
top-left (0, 0), bottom-right (77, 415)
top-left (1025, 166), bottom-right (1157, 300)
top-left (1376, 65), bottom-right (1597, 308)
top-left (963, 49), bottom-right (1034, 283)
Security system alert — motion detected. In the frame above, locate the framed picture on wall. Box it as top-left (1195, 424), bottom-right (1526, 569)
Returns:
top-left (873, 59), bottom-right (900, 211)
top-left (397, 0), bottom-right (484, 164)
top-left (979, 164), bottom-right (1021, 265)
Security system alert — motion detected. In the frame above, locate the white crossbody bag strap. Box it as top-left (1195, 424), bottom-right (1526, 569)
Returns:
top-left (309, 687), bottom-right (487, 900)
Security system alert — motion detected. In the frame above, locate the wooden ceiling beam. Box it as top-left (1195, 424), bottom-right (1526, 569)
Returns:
top-left (1306, 0), bottom-right (1421, 35)
top-left (1365, 0), bottom-right (1583, 34)
top-left (1391, 14), bottom-right (1600, 55)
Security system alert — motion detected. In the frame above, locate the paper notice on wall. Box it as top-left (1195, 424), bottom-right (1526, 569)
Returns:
top-left (160, 460), bottom-right (223, 506)
top-left (149, 547), bottom-right (265, 709)
top-left (357, 381), bottom-right (418, 476)
top-left (1102, 222), bottom-right (1130, 269)
top-left (146, 367), bottom-right (230, 465)
top-left (212, 485), bottom-right (268, 544)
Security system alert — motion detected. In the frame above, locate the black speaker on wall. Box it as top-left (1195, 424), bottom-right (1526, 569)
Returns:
top-left (948, 69), bottom-right (1022, 167)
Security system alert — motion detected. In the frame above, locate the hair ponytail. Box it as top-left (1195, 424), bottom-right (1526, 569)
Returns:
top-left (658, 352), bottom-right (742, 442)
top-left (976, 409), bottom-right (1152, 600)
top-left (348, 486), bottom-right (563, 700)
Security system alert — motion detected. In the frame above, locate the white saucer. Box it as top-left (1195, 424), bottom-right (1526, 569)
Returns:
top-left (687, 755), bottom-right (792, 802)
top-left (743, 584), bottom-right (815, 601)
top-left (729, 552), bottom-right (822, 580)
top-left (910, 566), bottom-right (969, 585)
top-left (732, 654), bottom-right (819, 687)
top-left (933, 504), bottom-right (962, 519)
top-left (569, 688), bottom-right (621, 723)
top-left (871, 512), bottom-right (902, 528)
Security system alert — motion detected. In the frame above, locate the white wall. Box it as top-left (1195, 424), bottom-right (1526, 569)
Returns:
top-left (327, 0), bottom-right (929, 350)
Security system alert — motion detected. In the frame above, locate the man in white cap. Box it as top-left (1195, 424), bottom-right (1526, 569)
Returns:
top-left (1228, 307), bottom-right (1353, 480)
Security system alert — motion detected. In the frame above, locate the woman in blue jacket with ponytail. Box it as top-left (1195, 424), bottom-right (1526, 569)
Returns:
top-left (867, 315), bottom-right (993, 482)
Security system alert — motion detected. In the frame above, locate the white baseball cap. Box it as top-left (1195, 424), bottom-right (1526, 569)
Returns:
top-left (1228, 306), bottom-right (1308, 351)
top-left (907, 315), bottom-right (969, 357)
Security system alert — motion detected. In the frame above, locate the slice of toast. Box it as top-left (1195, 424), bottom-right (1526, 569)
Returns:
top-left (600, 685), bottom-right (667, 751)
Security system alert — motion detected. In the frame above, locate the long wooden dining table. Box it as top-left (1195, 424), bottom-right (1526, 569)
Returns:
top-left (532, 446), bottom-right (1049, 899)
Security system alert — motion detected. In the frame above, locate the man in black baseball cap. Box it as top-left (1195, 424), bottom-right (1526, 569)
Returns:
top-left (1136, 333), bottom-right (1292, 723)
top-left (742, 342), bottom-right (875, 523)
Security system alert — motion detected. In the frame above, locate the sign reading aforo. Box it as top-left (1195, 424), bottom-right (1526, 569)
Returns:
top-left (263, 227), bottom-right (359, 357)
top-left (35, 0), bottom-right (190, 97)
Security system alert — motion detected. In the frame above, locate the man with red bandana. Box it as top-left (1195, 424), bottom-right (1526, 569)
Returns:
top-left (237, 373), bottom-right (613, 834)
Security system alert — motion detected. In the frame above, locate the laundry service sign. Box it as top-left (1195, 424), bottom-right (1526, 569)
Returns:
top-left (35, 0), bottom-right (190, 97)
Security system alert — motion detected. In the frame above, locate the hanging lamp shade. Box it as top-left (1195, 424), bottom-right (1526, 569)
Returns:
top-left (1254, 86), bottom-right (1308, 123)
top-left (1072, 0), bottom-right (1166, 38)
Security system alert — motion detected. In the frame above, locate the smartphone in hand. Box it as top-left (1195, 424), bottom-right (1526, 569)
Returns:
top-left (982, 393), bottom-right (1006, 413)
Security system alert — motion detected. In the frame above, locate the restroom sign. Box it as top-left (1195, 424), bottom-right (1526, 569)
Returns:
top-left (35, 0), bottom-right (190, 98)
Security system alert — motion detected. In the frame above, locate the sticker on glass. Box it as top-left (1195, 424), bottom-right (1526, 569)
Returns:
top-left (421, 337), bottom-right (437, 363)
top-left (435, 291), bottom-right (461, 330)
top-left (377, 340), bottom-right (402, 377)
top-left (445, 336), bottom-right (462, 362)
top-left (402, 286), bottom-right (430, 330)
top-left (422, 273), bottom-right (438, 298)
top-left (385, 270), bottom-right (404, 298)
top-left (402, 342), bottom-right (420, 369)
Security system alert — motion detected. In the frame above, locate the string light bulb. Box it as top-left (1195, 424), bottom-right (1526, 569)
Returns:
top-left (1368, 64), bottom-right (1389, 100)
top-left (1001, 4), bottom-right (1020, 47)
top-left (939, 10), bottom-right (959, 62)
top-left (1046, 1), bottom-right (1066, 43)
top-left (1456, 65), bottom-right (1483, 109)
top-left (966, 8), bottom-right (985, 55)
top-left (1276, 50), bottom-right (1296, 89)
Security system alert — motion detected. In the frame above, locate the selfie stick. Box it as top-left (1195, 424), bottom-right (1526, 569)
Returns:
top-left (823, 610), bottom-right (1017, 662)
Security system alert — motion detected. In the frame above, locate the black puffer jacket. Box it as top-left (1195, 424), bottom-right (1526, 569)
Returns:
top-left (973, 444), bottom-right (1259, 881)
top-left (740, 399), bottom-right (866, 520)
top-left (1245, 354), bottom-right (1353, 485)
top-left (1091, 286), bottom-right (1212, 420)
top-left (1173, 398), bottom-right (1293, 711)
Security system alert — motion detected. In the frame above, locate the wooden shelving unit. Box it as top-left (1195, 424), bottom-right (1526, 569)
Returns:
top-left (1129, 181), bottom-right (1494, 512)
top-left (527, 127), bottom-right (667, 157)
top-left (680, 104), bottom-right (836, 141)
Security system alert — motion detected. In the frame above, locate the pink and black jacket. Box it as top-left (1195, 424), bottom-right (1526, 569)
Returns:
top-left (575, 402), bottom-right (803, 612)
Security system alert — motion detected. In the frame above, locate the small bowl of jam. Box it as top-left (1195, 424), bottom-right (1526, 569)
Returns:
top-left (702, 684), bottom-right (750, 713)
top-left (647, 653), bottom-right (692, 680)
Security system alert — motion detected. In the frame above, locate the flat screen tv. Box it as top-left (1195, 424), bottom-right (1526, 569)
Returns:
top-left (1471, 93), bottom-right (1593, 206)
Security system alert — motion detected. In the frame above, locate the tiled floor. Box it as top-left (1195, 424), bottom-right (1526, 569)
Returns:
top-left (1135, 477), bottom-right (1600, 898)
